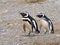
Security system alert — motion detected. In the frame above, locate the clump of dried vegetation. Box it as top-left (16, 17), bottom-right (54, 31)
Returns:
top-left (16, 0), bottom-right (46, 4)
top-left (34, 40), bottom-right (60, 45)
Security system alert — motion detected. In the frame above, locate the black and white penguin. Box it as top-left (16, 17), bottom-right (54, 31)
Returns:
top-left (36, 13), bottom-right (54, 34)
top-left (20, 12), bottom-right (40, 35)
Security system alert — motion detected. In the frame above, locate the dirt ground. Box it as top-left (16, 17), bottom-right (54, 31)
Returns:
top-left (0, 0), bottom-right (60, 45)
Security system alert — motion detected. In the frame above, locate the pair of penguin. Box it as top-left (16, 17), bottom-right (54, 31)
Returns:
top-left (20, 12), bottom-right (54, 36)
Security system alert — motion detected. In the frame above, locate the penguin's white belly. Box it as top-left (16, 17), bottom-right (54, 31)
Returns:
top-left (41, 20), bottom-right (49, 29)
top-left (42, 20), bottom-right (48, 25)
top-left (22, 21), bottom-right (32, 31)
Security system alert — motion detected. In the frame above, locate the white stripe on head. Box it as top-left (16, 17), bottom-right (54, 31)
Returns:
top-left (42, 14), bottom-right (44, 17)
top-left (24, 12), bottom-right (29, 17)
top-left (40, 13), bottom-right (44, 17)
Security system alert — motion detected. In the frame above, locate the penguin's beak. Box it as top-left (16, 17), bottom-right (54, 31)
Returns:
top-left (20, 12), bottom-right (26, 17)
top-left (36, 15), bottom-right (40, 17)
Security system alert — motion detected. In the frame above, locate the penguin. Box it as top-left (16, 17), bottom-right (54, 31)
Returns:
top-left (36, 13), bottom-right (54, 34)
top-left (20, 12), bottom-right (40, 36)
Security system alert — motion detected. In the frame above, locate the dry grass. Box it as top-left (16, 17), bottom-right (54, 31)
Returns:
top-left (46, 41), bottom-right (59, 45)
top-left (25, 0), bottom-right (46, 3)
top-left (16, 0), bottom-right (46, 4)
top-left (34, 39), bottom-right (60, 45)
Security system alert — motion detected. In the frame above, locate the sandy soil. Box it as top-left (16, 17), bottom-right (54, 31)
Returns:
top-left (0, 0), bottom-right (60, 45)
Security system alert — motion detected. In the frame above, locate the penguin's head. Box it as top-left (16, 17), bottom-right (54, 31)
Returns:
top-left (20, 12), bottom-right (29, 17)
top-left (36, 13), bottom-right (45, 18)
